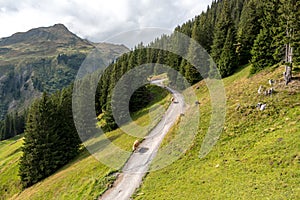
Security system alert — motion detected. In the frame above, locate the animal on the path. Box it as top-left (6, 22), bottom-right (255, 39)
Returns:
top-left (269, 79), bottom-right (274, 86)
top-left (132, 140), bottom-right (140, 152)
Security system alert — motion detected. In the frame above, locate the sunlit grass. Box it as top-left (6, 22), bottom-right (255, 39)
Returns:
top-left (1, 85), bottom-right (171, 200)
top-left (0, 135), bottom-right (23, 200)
top-left (134, 65), bottom-right (300, 199)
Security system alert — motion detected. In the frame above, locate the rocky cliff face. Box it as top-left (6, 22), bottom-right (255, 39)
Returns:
top-left (0, 24), bottom-right (129, 119)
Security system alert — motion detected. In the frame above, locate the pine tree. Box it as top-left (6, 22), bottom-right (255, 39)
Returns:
top-left (185, 63), bottom-right (201, 84)
top-left (237, 0), bottom-right (263, 65)
top-left (230, 0), bottom-right (246, 28)
top-left (211, 0), bottom-right (238, 77)
top-left (276, 0), bottom-right (300, 65)
top-left (56, 87), bottom-right (81, 161)
top-left (187, 19), bottom-right (208, 81)
top-left (251, 0), bottom-right (281, 73)
top-left (218, 26), bottom-right (237, 77)
top-left (202, 10), bottom-right (214, 53)
top-left (19, 90), bottom-right (81, 188)
top-left (19, 93), bottom-right (56, 187)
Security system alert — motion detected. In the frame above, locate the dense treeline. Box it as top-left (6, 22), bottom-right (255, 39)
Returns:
top-left (19, 86), bottom-right (81, 188)
top-left (0, 111), bottom-right (26, 140)
top-left (0, 53), bottom-right (87, 123)
top-left (96, 0), bottom-right (300, 131)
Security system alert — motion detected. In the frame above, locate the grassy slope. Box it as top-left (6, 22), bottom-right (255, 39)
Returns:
top-left (134, 65), bottom-right (300, 199)
top-left (0, 86), bottom-right (170, 200)
top-left (0, 135), bottom-right (23, 200)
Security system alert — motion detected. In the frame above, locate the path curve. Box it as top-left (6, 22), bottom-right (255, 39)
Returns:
top-left (99, 81), bottom-right (185, 200)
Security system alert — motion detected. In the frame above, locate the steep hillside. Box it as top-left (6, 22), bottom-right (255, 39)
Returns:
top-left (1, 64), bottom-right (298, 199)
top-left (0, 86), bottom-right (170, 200)
top-left (0, 135), bottom-right (23, 200)
top-left (0, 24), bottom-right (128, 120)
top-left (134, 65), bottom-right (300, 199)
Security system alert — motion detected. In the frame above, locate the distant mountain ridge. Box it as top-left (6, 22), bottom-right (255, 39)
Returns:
top-left (0, 24), bottom-right (129, 120)
top-left (0, 24), bottom-right (84, 45)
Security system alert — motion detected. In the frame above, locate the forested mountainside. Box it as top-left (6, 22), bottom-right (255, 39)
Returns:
top-left (0, 24), bottom-right (128, 140)
top-left (95, 0), bottom-right (300, 131)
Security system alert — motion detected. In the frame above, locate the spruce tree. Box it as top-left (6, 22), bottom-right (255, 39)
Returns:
top-left (251, 0), bottom-right (281, 73)
top-left (237, 0), bottom-right (263, 65)
top-left (19, 93), bottom-right (57, 187)
top-left (276, 0), bottom-right (300, 65)
top-left (211, 0), bottom-right (238, 77)
top-left (56, 87), bottom-right (81, 161)
top-left (218, 26), bottom-right (237, 77)
top-left (19, 90), bottom-right (81, 188)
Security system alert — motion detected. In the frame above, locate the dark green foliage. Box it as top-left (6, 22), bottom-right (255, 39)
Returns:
top-left (211, 0), bottom-right (238, 77)
top-left (0, 111), bottom-right (26, 140)
top-left (129, 85), bottom-right (152, 113)
top-left (218, 26), bottom-right (237, 77)
top-left (237, 0), bottom-right (263, 65)
top-left (31, 56), bottom-right (80, 93)
top-left (0, 53), bottom-right (87, 139)
top-left (19, 87), bottom-right (81, 188)
top-left (251, 28), bottom-right (276, 73)
top-left (19, 93), bottom-right (56, 188)
top-left (95, 0), bottom-right (300, 131)
top-left (101, 103), bottom-right (118, 132)
top-left (250, 0), bottom-right (281, 73)
top-left (275, 0), bottom-right (300, 65)
top-left (57, 53), bottom-right (86, 70)
top-left (230, 0), bottom-right (246, 28)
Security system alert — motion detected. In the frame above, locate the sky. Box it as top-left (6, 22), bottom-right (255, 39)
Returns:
top-left (0, 0), bottom-right (212, 46)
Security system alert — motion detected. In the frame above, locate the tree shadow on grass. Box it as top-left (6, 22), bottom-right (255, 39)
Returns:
top-left (67, 132), bottom-right (124, 165)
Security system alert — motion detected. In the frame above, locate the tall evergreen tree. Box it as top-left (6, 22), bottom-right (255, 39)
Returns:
top-left (251, 0), bottom-right (281, 73)
top-left (56, 87), bottom-right (81, 160)
top-left (211, 0), bottom-right (238, 77)
top-left (237, 0), bottom-right (263, 65)
top-left (19, 89), bottom-right (81, 188)
top-left (275, 0), bottom-right (300, 65)
top-left (218, 26), bottom-right (237, 77)
top-left (19, 93), bottom-right (56, 187)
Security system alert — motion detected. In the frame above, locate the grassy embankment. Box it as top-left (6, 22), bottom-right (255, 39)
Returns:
top-left (134, 65), bottom-right (300, 200)
top-left (0, 85), bottom-right (170, 200)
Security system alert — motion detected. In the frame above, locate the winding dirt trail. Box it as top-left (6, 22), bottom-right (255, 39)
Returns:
top-left (99, 82), bottom-right (184, 200)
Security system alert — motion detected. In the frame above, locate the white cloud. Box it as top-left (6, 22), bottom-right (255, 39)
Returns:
top-left (0, 0), bottom-right (212, 45)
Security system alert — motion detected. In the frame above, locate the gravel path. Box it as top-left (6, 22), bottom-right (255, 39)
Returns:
top-left (99, 83), bottom-right (184, 200)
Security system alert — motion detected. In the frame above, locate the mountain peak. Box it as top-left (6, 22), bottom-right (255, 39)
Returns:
top-left (44, 23), bottom-right (72, 35)
top-left (0, 24), bottom-right (84, 46)
top-left (52, 23), bottom-right (67, 29)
